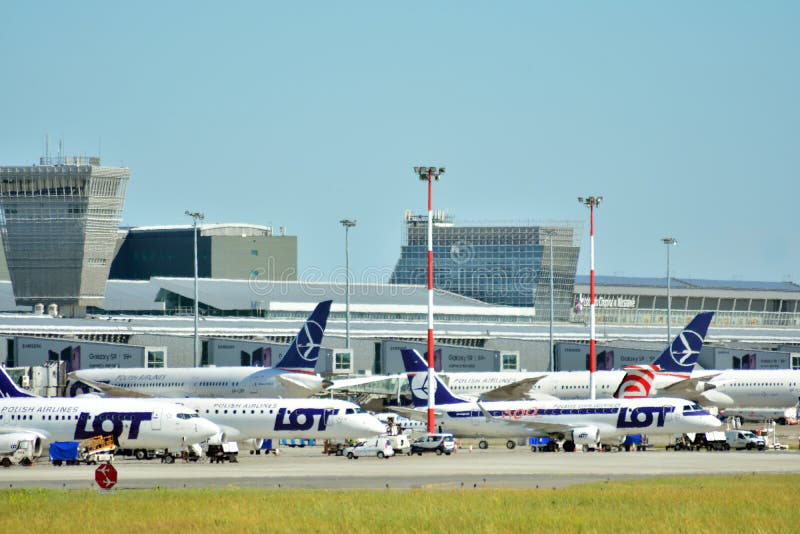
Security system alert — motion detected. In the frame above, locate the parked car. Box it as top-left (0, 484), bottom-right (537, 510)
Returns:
top-left (345, 438), bottom-right (395, 459)
top-left (411, 433), bottom-right (456, 456)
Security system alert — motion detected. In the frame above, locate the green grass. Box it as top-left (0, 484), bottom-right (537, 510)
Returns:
top-left (1, 474), bottom-right (798, 533)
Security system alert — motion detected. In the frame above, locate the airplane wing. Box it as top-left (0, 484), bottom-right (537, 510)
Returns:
top-left (327, 374), bottom-right (404, 393)
top-left (66, 374), bottom-right (153, 398)
top-left (275, 373), bottom-right (325, 395)
top-left (478, 376), bottom-right (555, 401)
top-left (475, 402), bottom-right (572, 435)
top-left (658, 374), bottom-right (721, 399)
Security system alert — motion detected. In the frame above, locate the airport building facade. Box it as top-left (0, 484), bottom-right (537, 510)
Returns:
top-left (0, 157), bottom-right (129, 316)
top-left (572, 276), bottom-right (800, 329)
top-left (389, 211), bottom-right (581, 320)
top-left (110, 224), bottom-right (297, 282)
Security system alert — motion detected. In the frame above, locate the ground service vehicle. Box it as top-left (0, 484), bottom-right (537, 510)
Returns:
top-left (725, 430), bottom-right (766, 450)
top-left (411, 433), bottom-right (456, 456)
top-left (49, 435), bottom-right (116, 466)
top-left (0, 434), bottom-right (40, 467)
top-left (346, 438), bottom-right (394, 459)
top-left (385, 434), bottom-right (411, 455)
top-left (207, 442), bottom-right (239, 463)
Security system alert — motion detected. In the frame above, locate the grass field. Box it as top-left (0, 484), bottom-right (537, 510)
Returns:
top-left (1, 474), bottom-right (797, 533)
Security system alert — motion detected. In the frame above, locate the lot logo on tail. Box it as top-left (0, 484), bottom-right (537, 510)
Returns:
top-left (670, 330), bottom-right (703, 366)
top-left (296, 321), bottom-right (324, 362)
top-left (409, 372), bottom-right (430, 400)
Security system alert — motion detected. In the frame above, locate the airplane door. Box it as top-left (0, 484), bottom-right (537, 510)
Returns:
top-left (664, 407), bottom-right (676, 426)
top-left (151, 409), bottom-right (162, 430)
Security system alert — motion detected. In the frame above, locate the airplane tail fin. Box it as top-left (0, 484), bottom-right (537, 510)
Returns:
top-left (652, 312), bottom-right (714, 373)
top-left (613, 365), bottom-right (660, 398)
top-left (0, 366), bottom-right (36, 398)
top-left (400, 349), bottom-right (467, 407)
top-left (275, 300), bottom-right (332, 373)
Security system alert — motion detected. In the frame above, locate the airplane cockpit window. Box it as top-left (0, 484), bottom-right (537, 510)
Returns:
top-left (345, 409), bottom-right (355, 415)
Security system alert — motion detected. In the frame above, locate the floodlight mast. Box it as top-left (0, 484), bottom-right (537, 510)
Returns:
top-left (578, 196), bottom-right (602, 399)
top-left (185, 210), bottom-right (205, 368)
top-left (340, 219), bottom-right (357, 349)
top-left (662, 237), bottom-right (678, 345)
top-left (413, 166), bottom-right (445, 433)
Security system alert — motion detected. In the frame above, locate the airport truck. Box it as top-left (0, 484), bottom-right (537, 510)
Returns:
top-left (49, 436), bottom-right (116, 466)
top-left (0, 434), bottom-right (40, 467)
top-left (725, 430), bottom-right (766, 450)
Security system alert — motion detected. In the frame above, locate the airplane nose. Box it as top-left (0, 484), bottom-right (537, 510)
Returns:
top-left (196, 418), bottom-right (221, 440)
top-left (366, 416), bottom-right (388, 434)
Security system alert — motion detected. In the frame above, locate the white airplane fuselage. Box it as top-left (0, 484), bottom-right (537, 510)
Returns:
top-left (0, 397), bottom-right (220, 449)
top-left (175, 398), bottom-right (387, 441)
top-left (447, 369), bottom-right (800, 409)
top-left (418, 397), bottom-right (721, 441)
top-left (69, 367), bottom-right (324, 398)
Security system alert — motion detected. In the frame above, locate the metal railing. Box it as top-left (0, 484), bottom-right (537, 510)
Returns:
top-left (570, 308), bottom-right (800, 328)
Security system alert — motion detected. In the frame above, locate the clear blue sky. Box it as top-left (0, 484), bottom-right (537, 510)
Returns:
top-left (1, 2), bottom-right (798, 284)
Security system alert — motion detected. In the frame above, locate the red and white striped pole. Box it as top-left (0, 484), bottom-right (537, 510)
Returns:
top-left (415, 166), bottom-right (444, 433)
top-left (579, 196), bottom-right (602, 400)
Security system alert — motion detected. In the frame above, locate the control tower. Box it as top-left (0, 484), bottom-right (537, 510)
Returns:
top-left (0, 156), bottom-right (130, 316)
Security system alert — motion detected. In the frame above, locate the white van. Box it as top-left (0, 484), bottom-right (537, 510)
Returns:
top-left (725, 430), bottom-right (766, 450)
top-left (346, 438), bottom-right (395, 459)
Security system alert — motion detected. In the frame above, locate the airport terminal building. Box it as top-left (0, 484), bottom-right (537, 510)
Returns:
top-left (0, 156), bottom-right (797, 383)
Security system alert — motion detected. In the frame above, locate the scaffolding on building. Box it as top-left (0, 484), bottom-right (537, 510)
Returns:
top-left (390, 211), bottom-right (582, 320)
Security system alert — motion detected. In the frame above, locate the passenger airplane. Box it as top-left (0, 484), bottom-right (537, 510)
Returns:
top-left (0, 366), bottom-right (220, 460)
top-left (397, 349), bottom-right (721, 451)
top-left (175, 398), bottom-right (387, 452)
top-left (681, 369), bottom-right (800, 409)
top-left (67, 300), bottom-right (333, 398)
top-left (330, 312), bottom-right (714, 402)
top-left (472, 312), bottom-right (715, 401)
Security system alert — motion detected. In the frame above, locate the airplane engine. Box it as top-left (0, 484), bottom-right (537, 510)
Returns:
top-left (697, 390), bottom-right (735, 407)
top-left (238, 438), bottom-right (264, 452)
top-left (66, 379), bottom-right (98, 397)
top-left (571, 426), bottom-right (600, 446)
top-left (0, 432), bottom-right (43, 458)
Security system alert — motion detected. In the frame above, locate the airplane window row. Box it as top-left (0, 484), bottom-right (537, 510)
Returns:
top-left (116, 383), bottom-right (185, 388)
top-left (557, 385), bottom-right (612, 390)
top-left (728, 382), bottom-right (793, 387)
top-left (460, 407), bottom-right (621, 417)
top-left (205, 409), bottom-right (273, 415)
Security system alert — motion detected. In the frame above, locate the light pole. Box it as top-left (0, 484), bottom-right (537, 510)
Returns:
top-left (578, 196), bottom-right (602, 399)
top-left (414, 165), bottom-right (445, 434)
top-left (340, 219), bottom-right (357, 349)
top-left (543, 229), bottom-right (556, 371)
top-left (185, 210), bottom-right (204, 368)
top-left (662, 237), bottom-right (677, 345)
